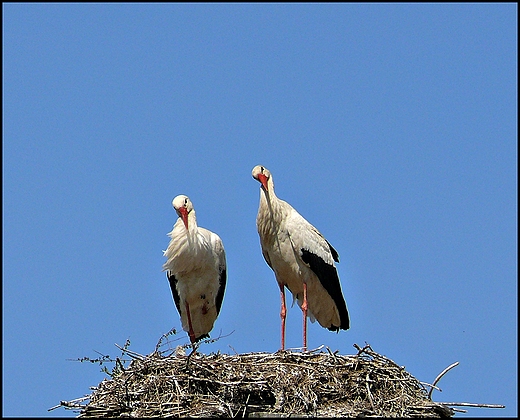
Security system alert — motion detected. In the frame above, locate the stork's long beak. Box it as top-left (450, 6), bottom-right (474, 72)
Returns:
top-left (258, 173), bottom-right (268, 191)
top-left (179, 207), bottom-right (189, 230)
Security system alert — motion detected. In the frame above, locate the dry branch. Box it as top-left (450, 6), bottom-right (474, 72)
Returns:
top-left (428, 361), bottom-right (460, 399)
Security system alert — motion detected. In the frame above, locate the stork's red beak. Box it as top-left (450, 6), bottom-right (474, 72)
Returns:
top-left (179, 207), bottom-right (189, 230)
top-left (258, 173), bottom-right (268, 191)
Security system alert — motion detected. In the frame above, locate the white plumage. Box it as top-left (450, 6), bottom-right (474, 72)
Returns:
top-left (252, 165), bottom-right (349, 350)
top-left (163, 195), bottom-right (226, 344)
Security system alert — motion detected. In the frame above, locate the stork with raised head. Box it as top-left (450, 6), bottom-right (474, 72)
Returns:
top-left (163, 194), bottom-right (227, 345)
top-left (252, 165), bottom-right (350, 351)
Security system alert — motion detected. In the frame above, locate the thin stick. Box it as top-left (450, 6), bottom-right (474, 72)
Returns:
top-left (452, 407), bottom-right (468, 413)
top-left (48, 398), bottom-right (89, 411)
top-left (440, 402), bottom-right (506, 409)
top-left (365, 372), bottom-right (375, 412)
top-left (428, 361), bottom-right (459, 399)
top-left (114, 343), bottom-right (145, 360)
top-left (242, 392), bottom-right (251, 418)
top-left (420, 381), bottom-right (441, 392)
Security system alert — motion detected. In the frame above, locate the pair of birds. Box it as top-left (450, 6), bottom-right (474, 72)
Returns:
top-left (163, 165), bottom-right (350, 351)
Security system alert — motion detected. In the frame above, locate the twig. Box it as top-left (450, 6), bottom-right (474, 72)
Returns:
top-left (354, 342), bottom-right (372, 355)
top-left (155, 327), bottom-right (178, 352)
top-left (114, 343), bottom-right (145, 360)
top-left (48, 396), bottom-right (90, 411)
top-left (200, 329), bottom-right (235, 344)
top-left (419, 381), bottom-right (441, 392)
top-left (428, 361), bottom-right (459, 399)
top-left (451, 407), bottom-right (467, 413)
top-left (440, 402), bottom-right (506, 409)
top-left (365, 372), bottom-right (375, 412)
top-left (242, 392), bottom-right (251, 417)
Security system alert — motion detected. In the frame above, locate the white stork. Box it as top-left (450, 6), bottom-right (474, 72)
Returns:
top-left (252, 165), bottom-right (350, 351)
top-left (163, 194), bottom-right (227, 344)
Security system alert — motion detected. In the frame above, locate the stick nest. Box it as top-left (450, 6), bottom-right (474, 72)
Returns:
top-left (66, 343), bottom-right (456, 418)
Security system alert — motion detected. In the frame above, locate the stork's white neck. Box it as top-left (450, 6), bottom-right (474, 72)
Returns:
top-left (258, 178), bottom-right (286, 242)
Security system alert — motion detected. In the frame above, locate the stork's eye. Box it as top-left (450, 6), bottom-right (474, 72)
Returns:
top-left (184, 198), bottom-right (188, 205)
top-left (261, 166), bottom-right (265, 173)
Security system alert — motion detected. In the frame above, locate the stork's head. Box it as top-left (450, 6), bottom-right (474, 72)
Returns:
top-left (172, 194), bottom-right (193, 230)
top-left (252, 165), bottom-right (271, 191)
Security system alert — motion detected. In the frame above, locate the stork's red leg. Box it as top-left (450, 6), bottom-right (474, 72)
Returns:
top-left (185, 301), bottom-right (196, 344)
top-left (278, 282), bottom-right (287, 350)
top-left (302, 282), bottom-right (308, 351)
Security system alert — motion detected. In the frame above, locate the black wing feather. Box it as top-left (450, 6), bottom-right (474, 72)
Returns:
top-left (326, 239), bottom-right (340, 263)
top-left (215, 268), bottom-right (226, 315)
top-left (167, 271), bottom-right (182, 316)
top-left (301, 248), bottom-right (350, 331)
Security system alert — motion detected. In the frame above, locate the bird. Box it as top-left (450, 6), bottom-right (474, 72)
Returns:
top-left (252, 165), bottom-right (350, 351)
top-left (163, 194), bottom-right (227, 345)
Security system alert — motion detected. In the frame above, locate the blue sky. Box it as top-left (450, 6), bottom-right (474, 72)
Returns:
top-left (3, 3), bottom-right (517, 417)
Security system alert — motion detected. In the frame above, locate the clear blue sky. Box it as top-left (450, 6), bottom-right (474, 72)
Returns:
top-left (3, 3), bottom-right (517, 417)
